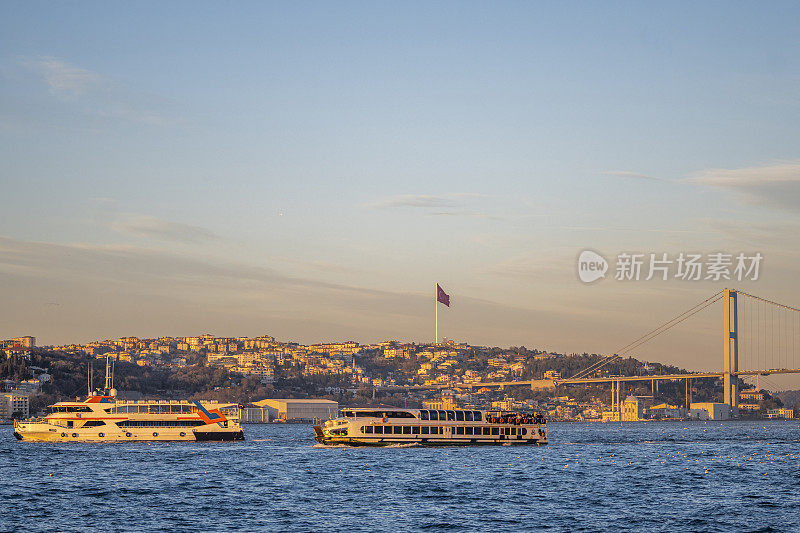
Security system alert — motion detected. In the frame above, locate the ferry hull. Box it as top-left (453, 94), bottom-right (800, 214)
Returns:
top-left (313, 426), bottom-right (547, 447)
top-left (14, 422), bottom-right (245, 443)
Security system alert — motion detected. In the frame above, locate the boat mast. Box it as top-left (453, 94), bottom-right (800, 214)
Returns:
top-left (105, 355), bottom-right (112, 390)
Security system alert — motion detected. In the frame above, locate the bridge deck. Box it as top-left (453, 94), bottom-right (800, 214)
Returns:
top-left (376, 368), bottom-right (800, 392)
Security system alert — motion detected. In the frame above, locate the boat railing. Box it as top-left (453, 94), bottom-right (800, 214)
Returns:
top-left (485, 412), bottom-right (546, 425)
top-left (15, 417), bottom-right (47, 426)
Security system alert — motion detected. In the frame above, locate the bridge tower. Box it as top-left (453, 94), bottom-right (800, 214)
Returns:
top-left (723, 288), bottom-right (739, 416)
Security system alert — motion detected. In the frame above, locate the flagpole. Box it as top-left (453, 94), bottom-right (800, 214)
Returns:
top-left (435, 284), bottom-right (438, 345)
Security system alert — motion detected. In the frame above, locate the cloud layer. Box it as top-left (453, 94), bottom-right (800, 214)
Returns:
top-left (110, 215), bottom-right (220, 244)
top-left (687, 160), bottom-right (800, 212)
top-left (27, 56), bottom-right (104, 98)
top-left (365, 193), bottom-right (485, 209)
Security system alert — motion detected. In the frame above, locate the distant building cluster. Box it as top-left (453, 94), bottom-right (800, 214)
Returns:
top-left (0, 336), bottom-right (35, 356)
top-left (4, 332), bottom-right (798, 423)
top-left (39, 333), bottom-right (562, 390)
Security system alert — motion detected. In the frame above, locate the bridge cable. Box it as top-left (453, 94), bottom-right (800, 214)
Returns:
top-left (738, 291), bottom-right (800, 313)
top-left (569, 290), bottom-right (724, 379)
top-left (617, 294), bottom-right (723, 359)
top-left (568, 290), bottom-right (724, 380)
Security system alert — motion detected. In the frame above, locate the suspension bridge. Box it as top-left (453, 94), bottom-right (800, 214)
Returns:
top-left (383, 289), bottom-right (800, 418)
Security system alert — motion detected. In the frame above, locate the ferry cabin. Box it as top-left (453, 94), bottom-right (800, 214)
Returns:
top-left (314, 408), bottom-right (547, 446)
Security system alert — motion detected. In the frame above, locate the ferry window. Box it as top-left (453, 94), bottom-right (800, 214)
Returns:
top-left (491, 427), bottom-right (499, 435)
top-left (446, 411), bottom-right (455, 421)
top-left (430, 427), bottom-right (438, 435)
top-left (521, 428), bottom-right (527, 435)
top-left (464, 411), bottom-right (473, 422)
top-left (473, 411), bottom-right (482, 422)
top-left (412, 426), bottom-right (420, 433)
top-left (341, 410), bottom-right (353, 418)
top-left (465, 427), bottom-right (473, 435)
top-left (393, 426), bottom-right (402, 434)
top-left (456, 427), bottom-right (464, 435)
top-left (360, 426), bottom-right (365, 433)
top-left (511, 428), bottom-right (516, 435)
top-left (483, 427), bottom-right (491, 436)
top-left (456, 411), bottom-right (464, 421)
top-left (365, 426), bottom-right (373, 434)
top-left (420, 410), bottom-right (429, 421)
top-left (67, 421), bottom-right (73, 428)
top-left (374, 426), bottom-right (383, 434)
top-left (403, 426), bottom-right (411, 435)
top-left (429, 410), bottom-right (438, 421)
top-left (438, 410), bottom-right (446, 420)
top-left (421, 426), bottom-right (429, 434)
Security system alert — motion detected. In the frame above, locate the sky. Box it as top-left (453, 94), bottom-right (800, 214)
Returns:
top-left (1, 2), bottom-right (800, 385)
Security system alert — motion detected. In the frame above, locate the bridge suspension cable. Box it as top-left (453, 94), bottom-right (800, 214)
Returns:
top-left (569, 290), bottom-right (724, 380)
top-left (738, 290), bottom-right (800, 373)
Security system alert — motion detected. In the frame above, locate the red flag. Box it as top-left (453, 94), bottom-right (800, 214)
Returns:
top-left (437, 284), bottom-right (450, 307)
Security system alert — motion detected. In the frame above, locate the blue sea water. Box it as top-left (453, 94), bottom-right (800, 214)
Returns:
top-left (1, 421), bottom-right (799, 532)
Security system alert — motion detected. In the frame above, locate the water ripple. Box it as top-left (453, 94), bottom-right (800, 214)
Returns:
top-left (1, 421), bottom-right (799, 531)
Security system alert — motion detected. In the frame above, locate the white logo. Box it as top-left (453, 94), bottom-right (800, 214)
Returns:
top-left (578, 250), bottom-right (608, 283)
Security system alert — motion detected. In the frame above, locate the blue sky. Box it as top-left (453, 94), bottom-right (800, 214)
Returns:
top-left (2, 2), bottom-right (800, 383)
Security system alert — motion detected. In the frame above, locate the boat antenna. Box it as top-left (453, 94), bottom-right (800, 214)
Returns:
top-left (87, 361), bottom-right (91, 396)
top-left (105, 355), bottom-right (112, 391)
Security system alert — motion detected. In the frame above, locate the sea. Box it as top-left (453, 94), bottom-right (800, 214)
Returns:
top-left (1, 421), bottom-right (799, 532)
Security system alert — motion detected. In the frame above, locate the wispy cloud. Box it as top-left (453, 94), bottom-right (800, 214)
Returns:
top-left (20, 56), bottom-right (175, 126)
top-left (26, 56), bottom-right (104, 98)
top-left (364, 192), bottom-right (500, 218)
top-left (686, 160), bottom-right (800, 212)
top-left (110, 215), bottom-right (220, 244)
top-left (89, 196), bottom-right (117, 205)
top-left (428, 211), bottom-right (502, 220)
top-left (602, 170), bottom-right (667, 182)
top-left (365, 192), bottom-right (485, 209)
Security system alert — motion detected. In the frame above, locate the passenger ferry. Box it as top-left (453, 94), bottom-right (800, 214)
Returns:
top-left (13, 358), bottom-right (244, 443)
top-left (313, 407), bottom-right (547, 446)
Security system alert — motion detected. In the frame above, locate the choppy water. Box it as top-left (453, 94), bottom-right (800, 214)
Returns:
top-left (2, 421), bottom-right (799, 532)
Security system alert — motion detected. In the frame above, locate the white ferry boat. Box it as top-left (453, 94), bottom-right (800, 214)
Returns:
top-left (314, 407), bottom-right (547, 446)
top-left (13, 358), bottom-right (244, 443)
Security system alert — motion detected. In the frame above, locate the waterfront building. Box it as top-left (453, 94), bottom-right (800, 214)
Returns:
top-left (740, 389), bottom-right (765, 402)
top-left (738, 403), bottom-right (760, 414)
top-left (765, 408), bottom-right (794, 420)
top-left (621, 396), bottom-right (645, 421)
top-left (601, 410), bottom-right (619, 422)
top-left (240, 407), bottom-right (271, 423)
top-left (1, 392), bottom-right (30, 420)
top-left (253, 399), bottom-right (338, 422)
top-left (690, 402), bottom-right (731, 420)
top-left (648, 403), bottom-right (687, 419)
